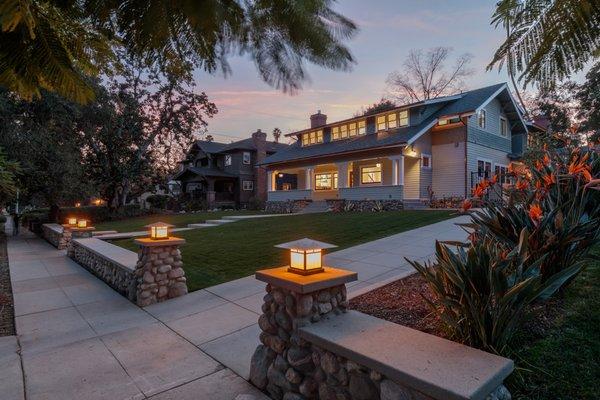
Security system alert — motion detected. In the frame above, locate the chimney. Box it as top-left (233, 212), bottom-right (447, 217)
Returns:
top-left (252, 129), bottom-right (268, 201)
top-left (310, 110), bottom-right (327, 128)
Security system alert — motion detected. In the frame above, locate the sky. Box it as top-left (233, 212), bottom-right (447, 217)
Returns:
top-left (194, 0), bottom-right (512, 143)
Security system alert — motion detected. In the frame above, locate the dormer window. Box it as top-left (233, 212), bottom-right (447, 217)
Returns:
top-left (224, 154), bottom-right (232, 166)
top-left (301, 130), bottom-right (323, 146)
top-left (331, 121), bottom-right (366, 141)
top-left (377, 110), bottom-right (409, 132)
top-left (438, 116), bottom-right (461, 126)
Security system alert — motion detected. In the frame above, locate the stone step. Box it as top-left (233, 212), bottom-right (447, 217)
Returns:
top-left (205, 219), bottom-right (235, 225)
top-left (187, 223), bottom-right (219, 228)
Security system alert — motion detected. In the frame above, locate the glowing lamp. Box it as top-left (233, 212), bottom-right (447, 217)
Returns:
top-left (75, 202), bottom-right (81, 208)
top-left (278, 173), bottom-right (284, 178)
top-left (77, 219), bottom-right (88, 228)
top-left (67, 217), bottom-right (77, 226)
top-left (145, 222), bottom-right (174, 240)
top-left (275, 238), bottom-right (337, 275)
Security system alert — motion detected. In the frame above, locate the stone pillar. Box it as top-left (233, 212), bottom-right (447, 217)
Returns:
top-left (65, 226), bottom-right (95, 257)
top-left (59, 225), bottom-right (73, 250)
top-left (249, 266), bottom-right (357, 399)
top-left (133, 237), bottom-right (188, 307)
top-left (336, 162), bottom-right (348, 189)
top-left (305, 168), bottom-right (313, 190)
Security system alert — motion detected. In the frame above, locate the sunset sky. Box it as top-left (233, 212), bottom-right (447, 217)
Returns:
top-left (195, 0), bottom-right (512, 143)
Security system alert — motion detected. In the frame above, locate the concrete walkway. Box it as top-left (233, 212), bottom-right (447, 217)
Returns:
top-left (2, 215), bottom-right (468, 400)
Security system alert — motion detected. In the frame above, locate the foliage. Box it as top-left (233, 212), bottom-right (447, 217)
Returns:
top-left (145, 195), bottom-right (171, 210)
top-left (575, 61), bottom-right (600, 145)
top-left (386, 47), bottom-right (473, 104)
top-left (0, 146), bottom-right (18, 206)
top-left (489, 0), bottom-right (600, 89)
top-left (409, 234), bottom-right (580, 355)
top-left (184, 199), bottom-right (209, 212)
top-left (57, 205), bottom-right (149, 224)
top-left (358, 98), bottom-right (397, 116)
top-left (1, 0), bottom-right (357, 102)
top-left (247, 197), bottom-right (265, 211)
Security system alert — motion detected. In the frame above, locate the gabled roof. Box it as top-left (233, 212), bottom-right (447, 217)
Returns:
top-left (195, 141), bottom-right (228, 154)
top-left (219, 137), bottom-right (289, 153)
top-left (263, 83), bottom-right (527, 166)
top-left (172, 166), bottom-right (237, 181)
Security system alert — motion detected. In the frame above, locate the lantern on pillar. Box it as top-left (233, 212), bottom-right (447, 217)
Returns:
top-left (275, 238), bottom-right (337, 275)
top-left (77, 219), bottom-right (88, 228)
top-left (145, 222), bottom-right (174, 240)
top-left (67, 217), bottom-right (77, 226)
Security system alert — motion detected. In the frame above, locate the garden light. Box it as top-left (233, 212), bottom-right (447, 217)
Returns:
top-left (67, 217), bottom-right (77, 226)
top-left (145, 222), bottom-right (174, 240)
top-left (77, 219), bottom-right (88, 228)
top-left (275, 238), bottom-right (337, 275)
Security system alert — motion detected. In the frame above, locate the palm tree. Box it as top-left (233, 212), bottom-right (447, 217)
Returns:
top-left (489, 0), bottom-right (600, 91)
top-left (1, 0), bottom-right (357, 103)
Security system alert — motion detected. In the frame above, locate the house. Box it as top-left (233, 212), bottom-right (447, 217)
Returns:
top-left (174, 130), bottom-right (288, 207)
top-left (261, 83), bottom-right (528, 209)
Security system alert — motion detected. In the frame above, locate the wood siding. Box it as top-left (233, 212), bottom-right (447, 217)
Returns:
top-left (339, 185), bottom-right (403, 200)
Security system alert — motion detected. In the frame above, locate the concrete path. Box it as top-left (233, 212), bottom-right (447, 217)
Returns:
top-left (2, 215), bottom-right (469, 400)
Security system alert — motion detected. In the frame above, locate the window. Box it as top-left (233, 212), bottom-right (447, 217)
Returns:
top-left (500, 116), bottom-right (508, 137)
top-left (438, 116), bottom-right (461, 126)
top-left (495, 164), bottom-right (509, 183)
top-left (387, 112), bottom-right (397, 128)
top-left (421, 154), bottom-right (432, 169)
top-left (224, 154), bottom-right (232, 166)
top-left (348, 122), bottom-right (357, 136)
top-left (242, 152), bottom-right (251, 164)
top-left (360, 164), bottom-right (382, 184)
top-left (477, 159), bottom-right (492, 178)
top-left (331, 121), bottom-right (365, 141)
top-left (331, 126), bottom-right (340, 140)
top-left (315, 173), bottom-right (337, 190)
top-left (301, 130), bottom-right (323, 146)
top-left (242, 180), bottom-right (253, 191)
top-left (376, 111), bottom-right (408, 132)
top-left (376, 115), bottom-right (387, 131)
top-left (358, 120), bottom-right (366, 135)
top-left (399, 110), bottom-right (409, 126)
top-left (478, 109), bottom-right (486, 129)
top-left (282, 183), bottom-right (292, 191)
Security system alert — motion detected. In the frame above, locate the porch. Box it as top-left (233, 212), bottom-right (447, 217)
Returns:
top-left (267, 153), bottom-right (422, 202)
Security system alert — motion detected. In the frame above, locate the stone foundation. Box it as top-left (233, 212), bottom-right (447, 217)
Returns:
top-left (265, 200), bottom-right (311, 214)
top-left (42, 224), bottom-right (71, 249)
top-left (134, 240), bottom-right (188, 307)
top-left (327, 199), bottom-right (404, 212)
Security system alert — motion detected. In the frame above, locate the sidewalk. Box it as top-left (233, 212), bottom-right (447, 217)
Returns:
top-left (1, 215), bottom-right (468, 400)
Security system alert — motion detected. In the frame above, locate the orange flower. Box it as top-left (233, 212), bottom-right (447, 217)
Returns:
top-left (472, 184), bottom-right (486, 198)
top-left (516, 179), bottom-right (529, 191)
top-left (568, 158), bottom-right (592, 182)
top-left (529, 204), bottom-right (543, 225)
top-left (542, 153), bottom-right (551, 166)
top-left (490, 174), bottom-right (498, 185)
top-left (499, 250), bottom-right (509, 260)
top-left (535, 160), bottom-right (544, 171)
top-left (535, 180), bottom-right (543, 190)
top-left (459, 198), bottom-right (472, 213)
top-left (542, 173), bottom-right (556, 187)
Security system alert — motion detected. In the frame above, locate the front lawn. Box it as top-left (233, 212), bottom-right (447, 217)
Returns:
top-left (113, 210), bottom-right (454, 290)
top-left (95, 210), bottom-right (263, 233)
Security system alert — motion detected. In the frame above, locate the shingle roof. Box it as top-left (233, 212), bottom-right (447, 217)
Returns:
top-left (263, 83), bottom-right (518, 166)
top-left (172, 166), bottom-right (237, 180)
top-left (219, 137), bottom-right (289, 153)
top-left (195, 141), bottom-right (228, 154)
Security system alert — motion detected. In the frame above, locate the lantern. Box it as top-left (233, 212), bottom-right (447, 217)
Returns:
top-left (77, 219), bottom-right (88, 228)
top-left (67, 217), bottom-right (77, 226)
top-left (75, 202), bottom-right (81, 208)
top-left (275, 238), bottom-right (337, 275)
top-left (145, 222), bottom-right (174, 240)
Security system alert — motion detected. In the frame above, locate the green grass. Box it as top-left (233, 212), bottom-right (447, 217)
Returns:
top-left (94, 210), bottom-right (262, 233)
top-left (507, 251), bottom-right (600, 400)
top-left (113, 210), bottom-right (454, 290)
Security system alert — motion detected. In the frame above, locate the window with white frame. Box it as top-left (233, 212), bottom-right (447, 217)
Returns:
top-left (301, 130), bottom-right (323, 146)
top-left (421, 154), bottom-right (432, 169)
top-left (376, 111), bottom-right (409, 132)
top-left (242, 180), bottom-right (254, 191)
top-left (477, 159), bottom-right (492, 178)
top-left (398, 110), bottom-right (409, 126)
top-left (438, 116), bottom-right (461, 126)
top-left (331, 121), bottom-right (365, 141)
top-left (477, 109), bottom-right (486, 129)
top-left (242, 152), bottom-right (251, 164)
top-left (358, 120), bottom-right (366, 135)
top-left (314, 172), bottom-right (338, 190)
top-left (360, 164), bottom-right (382, 184)
top-left (494, 164), bottom-right (509, 183)
top-left (500, 116), bottom-right (508, 137)
top-left (224, 154), bottom-right (232, 166)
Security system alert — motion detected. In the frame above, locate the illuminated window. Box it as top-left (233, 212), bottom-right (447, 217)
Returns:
top-left (340, 124), bottom-right (348, 138)
top-left (478, 110), bottom-right (486, 129)
top-left (302, 130), bottom-right (323, 146)
top-left (332, 126), bottom-right (340, 140)
top-left (224, 154), bottom-right (232, 166)
top-left (399, 110), bottom-right (409, 126)
top-left (361, 165), bottom-right (382, 184)
top-left (302, 134), bottom-right (309, 146)
top-left (500, 116), bottom-right (508, 137)
top-left (348, 122), bottom-right (357, 136)
top-left (421, 154), bottom-right (431, 169)
top-left (438, 116), bottom-right (461, 126)
top-left (358, 120), bottom-right (366, 135)
top-left (387, 113), bottom-right (397, 128)
top-left (376, 115), bottom-right (386, 131)
top-left (315, 173), bottom-right (334, 190)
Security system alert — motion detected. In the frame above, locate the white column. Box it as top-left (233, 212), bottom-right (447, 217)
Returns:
top-left (305, 167), bottom-right (313, 190)
top-left (398, 156), bottom-right (404, 186)
top-left (268, 170), bottom-right (276, 191)
top-left (336, 162), bottom-right (348, 188)
top-left (389, 155), bottom-right (404, 186)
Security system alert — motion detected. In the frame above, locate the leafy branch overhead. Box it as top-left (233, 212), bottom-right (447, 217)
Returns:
top-left (0, 0), bottom-right (358, 103)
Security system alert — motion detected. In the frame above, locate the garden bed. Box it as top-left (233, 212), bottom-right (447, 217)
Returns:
top-left (0, 232), bottom-right (15, 336)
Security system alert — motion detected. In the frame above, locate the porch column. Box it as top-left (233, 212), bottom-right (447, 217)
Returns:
top-left (268, 170), bottom-right (276, 191)
top-left (336, 162), bottom-right (349, 188)
top-left (305, 167), bottom-right (313, 190)
top-left (389, 155), bottom-right (404, 186)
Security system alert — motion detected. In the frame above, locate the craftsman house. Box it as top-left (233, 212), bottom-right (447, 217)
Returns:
top-left (261, 83), bottom-right (529, 209)
top-left (174, 130), bottom-right (288, 207)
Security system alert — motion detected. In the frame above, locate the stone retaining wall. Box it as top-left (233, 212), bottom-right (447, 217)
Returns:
top-left (42, 224), bottom-right (71, 249)
top-left (326, 199), bottom-right (404, 212)
top-left (265, 200), bottom-right (311, 214)
top-left (68, 240), bottom-right (137, 301)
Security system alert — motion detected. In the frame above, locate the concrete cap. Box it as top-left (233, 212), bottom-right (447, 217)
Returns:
top-left (134, 237), bottom-right (186, 247)
top-left (255, 266), bottom-right (357, 294)
top-left (299, 311), bottom-right (513, 400)
top-left (72, 238), bottom-right (137, 271)
top-left (69, 226), bottom-right (96, 232)
top-left (143, 222), bottom-right (175, 228)
top-left (275, 238), bottom-right (337, 251)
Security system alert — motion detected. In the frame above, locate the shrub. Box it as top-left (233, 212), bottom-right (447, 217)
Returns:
top-left (57, 205), bottom-right (149, 223)
top-left (146, 194), bottom-right (170, 210)
top-left (247, 197), bottom-right (265, 210)
top-left (185, 199), bottom-right (208, 212)
top-left (409, 233), bottom-right (581, 355)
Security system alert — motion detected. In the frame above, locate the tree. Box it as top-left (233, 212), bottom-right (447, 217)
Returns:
top-left (0, 147), bottom-right (19, 207)
top-left (386, 47), bottom-right (473, 104)
top-left (1, 0), bottom-right (358, 103)
top-left (272, 128), bottom-right (282, 143)
top-left (0, 87), bottom-right (91, 220)
top-left (576, 62), bottom-right (600, 144)
top-left (358, 99), bottom-right (397, 116)
top-left (489, 0), bottom-right (600, 90)
top-left (79, 55), bottom-right (217, 209)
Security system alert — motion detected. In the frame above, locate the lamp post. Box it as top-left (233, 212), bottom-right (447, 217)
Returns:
top-left (275, 238), bottom-right (337, 275)
top-left (144, 222), bottom-right (174, 240)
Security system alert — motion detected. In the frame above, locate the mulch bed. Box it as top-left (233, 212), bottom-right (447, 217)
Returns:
top-left (0, 231), bottom-right (15, 336)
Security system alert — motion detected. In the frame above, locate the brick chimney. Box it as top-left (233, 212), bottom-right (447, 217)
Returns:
top-left (253, 129), bottom-right (268, 201)
top-left (310, 110), bottom-right (327, 128)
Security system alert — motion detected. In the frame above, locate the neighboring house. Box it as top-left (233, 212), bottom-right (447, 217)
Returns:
top-left (261, 83), bottom-right (529, 208)
top-left (174, 130), bottom-right (288, 207)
